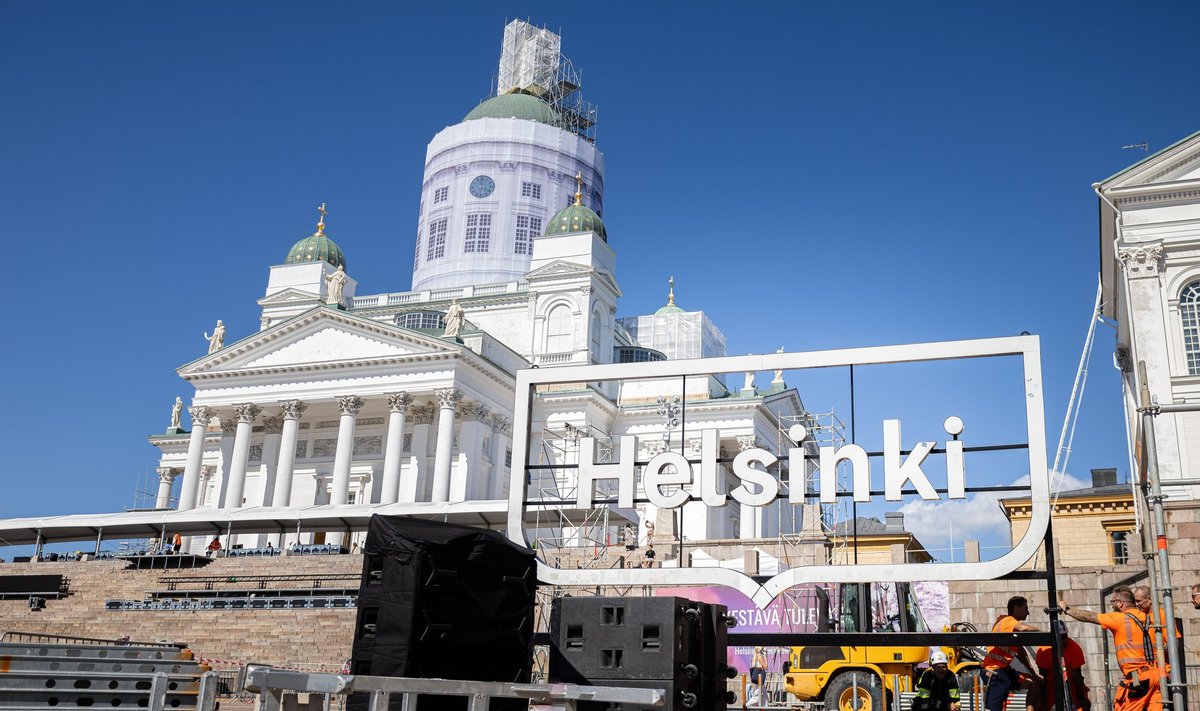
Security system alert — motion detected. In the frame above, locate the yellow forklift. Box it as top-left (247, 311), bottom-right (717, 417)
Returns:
top-left (783, 583), bottom-right (982, 711)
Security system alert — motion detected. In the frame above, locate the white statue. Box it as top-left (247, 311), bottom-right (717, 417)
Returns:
top-left (170, 397), bottom-right (183, 429)
top-left (325, 264), bottom-right (348, 306)
top-left (743, 371), bottom-right (755, 391)
top-left (443, 299), bottom-right (465, 337)
top-left (204, 320), bottom-right (226, 353)
top-left (772, 346), bottom-right (785, 383)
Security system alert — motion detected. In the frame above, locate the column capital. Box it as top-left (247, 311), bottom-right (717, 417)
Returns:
top-left (279, 400), bottom-right (308, 420)
top-left (410, 404), bottom-right (436, 425)
top-left (386, 392), bottom-right (414, 413)
top-left (219, 416), bottom-right (240, 436)
top-left (156, 467), bottom-right (178, 483)
top-left (337, 395), bottom-right (366, 416)
top-left (435, 388), bottom-right (463, 409)
top-left (458, 400), bottom-right (490, 422)
top-left (262, 415), bottom-right (284, 435)
top-left (736, 434), bottom-right (758, 451)
top-left (492, 414), bottom-right (512, 435)
top-left (187, 406), bottom-right (215, 426)
top-left (199, 465), bottom-right (214, 479)
top-left (234, 403), bottom-right (262, 424)
top-left (1118, 243), bottom-right (1164, 278)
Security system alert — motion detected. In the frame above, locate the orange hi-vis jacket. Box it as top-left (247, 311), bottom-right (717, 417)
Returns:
top-left (1098, 609), bottom-right (1155, 675)
top-left (982, 615), bottom-right (1020, 670)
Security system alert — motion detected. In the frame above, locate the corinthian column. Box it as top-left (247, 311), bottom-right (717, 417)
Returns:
top-left (224, 403), bottom-right (262, 509)
top-left (272, 400), bottom-right (307, 508)
top-left (380, 393), bottom-right (412, 505)
top-left (431, 389), bottom-right (462, 503)
top-left (330, 395), bottom-right (365, 506)
top-left (179, 406), bottom-right (214, 510)
top-left (155, 467), bottom-right (179, 509)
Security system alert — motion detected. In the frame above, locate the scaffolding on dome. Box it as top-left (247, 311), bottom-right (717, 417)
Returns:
top-left (495, 19), bottom-right (598, 142)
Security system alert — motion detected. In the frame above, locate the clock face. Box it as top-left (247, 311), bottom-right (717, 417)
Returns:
top-left (469, 175), bottom-right (496, 198)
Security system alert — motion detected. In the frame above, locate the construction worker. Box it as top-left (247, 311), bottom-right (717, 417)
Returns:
top-left (913, 650), bottom-right (960, 711)
top-left (1060, 589), bottom-right (1161, 711)
top-left (982, 595), bottom-right (1042, 711)
top-left (1191, 583), bottom-right (1200, 610)
top-left (1036, 621), bottom-right (1089, 711)
top-left (1133, 585), bottom-right (1180, 653)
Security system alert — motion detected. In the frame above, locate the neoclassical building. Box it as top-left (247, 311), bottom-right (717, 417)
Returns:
top-left (49, 20), bottom-right (820, 558)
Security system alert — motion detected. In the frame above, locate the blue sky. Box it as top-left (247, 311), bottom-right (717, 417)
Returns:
top-left (3, 3), bottom-right (1198, 555)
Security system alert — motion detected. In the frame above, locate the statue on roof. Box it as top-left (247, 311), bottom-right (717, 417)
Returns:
top-left (204, 320), bottom-right (226, 354)
top-left (170, 397), bottom-right (183, 430)
top-left (443, 299), bottom-right (465, 337)
top-left (325, 264), bottom-right (348, 306)
top-left (772, 346), bottom-right (786, 384)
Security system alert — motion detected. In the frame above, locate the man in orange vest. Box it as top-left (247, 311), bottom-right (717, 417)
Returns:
top-left (982, 595), bottom-right (1042, 711)
top-left (1060, 589), bottom-right (1161, 711)
top-left (1035, 621), bottom-right (1089, 711)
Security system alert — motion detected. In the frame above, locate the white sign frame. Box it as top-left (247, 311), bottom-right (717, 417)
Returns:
top-left (506, 335), bottom-right (1049, 608)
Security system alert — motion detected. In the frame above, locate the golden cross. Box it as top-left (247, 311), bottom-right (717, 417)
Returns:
top-left (316, 202), bottom-right (328, 233)
top-left (574, 172), bottom-right (583, 206)
top-left (668, 275), bottom-right (676, 305)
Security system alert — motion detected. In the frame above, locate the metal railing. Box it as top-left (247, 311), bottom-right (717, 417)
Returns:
top-left (245, 666), bottom-right (667, 711)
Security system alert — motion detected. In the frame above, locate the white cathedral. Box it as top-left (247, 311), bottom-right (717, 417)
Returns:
top-left (7, 21), bottom-right (815, 557)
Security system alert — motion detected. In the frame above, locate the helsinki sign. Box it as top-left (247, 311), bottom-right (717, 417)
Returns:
top-left (505, 336), bottom-right (1050, 608)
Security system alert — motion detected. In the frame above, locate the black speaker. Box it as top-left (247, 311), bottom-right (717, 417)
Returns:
top-left (349, 516), bottom-right (537, 711)
top-left (549, 596), bottom-right (736, 711)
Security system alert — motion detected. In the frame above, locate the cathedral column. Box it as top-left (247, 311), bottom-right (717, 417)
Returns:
top-left (178, 406), bottom-right (214, 511)
top-left (258, 415), bottom-right (283, 506)
top-left (155, 467), bottom-right (179, 509)
top-left (405, 404), bottom-right (435, 502)
top-left (330, 395), bottom-right (365, 506)
top-left (217, 416), bottom-right (238, 506)
top-left (489, 415), bottom-right (512, 499)
top-left (272, 400), bottom-right (307, 508)
top-left (197, 466), bottom-right (214, 507)
top-left (224, 403), bottom-right (262, 509)
top-left (380, 393), bottom-right (412, 505)
top-left (736, 434), bottom-right (760, 539)
top-left (454, 401), bottom-right (490, 501)
top-left (431, 389), bottom-right (462, 503)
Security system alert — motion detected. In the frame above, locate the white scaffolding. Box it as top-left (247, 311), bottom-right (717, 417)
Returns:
top-left (495, 19), bottom-right (598, 142)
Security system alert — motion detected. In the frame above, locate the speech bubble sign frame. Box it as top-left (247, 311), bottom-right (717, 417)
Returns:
top-left (505, 335), bottom-right (1048, 608)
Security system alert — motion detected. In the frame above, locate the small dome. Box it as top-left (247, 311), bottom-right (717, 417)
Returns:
top-left (285, 223), bottom-right (345, 269)
top-left (546, 204), bottom-right (607, 242)
top-left (464, 92), bottom-right (565, 128)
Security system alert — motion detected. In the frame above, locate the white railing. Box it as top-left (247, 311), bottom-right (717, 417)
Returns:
top-left (534, 352), bottom-right (576, 365)
top-left (350, 281), bottom-right (530, 309)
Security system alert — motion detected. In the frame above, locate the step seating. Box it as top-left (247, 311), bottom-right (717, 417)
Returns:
top-left (0, 632), bottom-right (216, 710)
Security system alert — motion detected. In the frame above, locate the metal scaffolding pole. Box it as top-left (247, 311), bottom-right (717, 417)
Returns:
top-left (1136, 362), bottom-right (1188, 711)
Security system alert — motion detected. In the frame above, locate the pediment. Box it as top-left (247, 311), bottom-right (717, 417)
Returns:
top-left (525, 260), bottom-right (593, 281)
top-left (258, 287), bottom-right (320, 307)
top-left (180, 308), bottom-right (460, 377)
top-left (1104, 130), bottom-right (1200, 189)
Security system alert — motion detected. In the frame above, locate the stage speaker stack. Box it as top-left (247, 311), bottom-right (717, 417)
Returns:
top-left (550, 596), bottom-right (737, 711)
top-left (349, 516), bottom-right (537, 711)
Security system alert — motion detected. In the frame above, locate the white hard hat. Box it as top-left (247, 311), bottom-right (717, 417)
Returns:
top-left (930, 651), bottom-right (949, 665)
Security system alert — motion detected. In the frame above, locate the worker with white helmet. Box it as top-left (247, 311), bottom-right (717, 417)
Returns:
top-left (913, 650), bottom-right (961, 711)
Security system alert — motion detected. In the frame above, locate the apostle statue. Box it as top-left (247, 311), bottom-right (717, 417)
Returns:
top-left (743, 371), bottom-right (756, 392)
top-left (772, 346), bottom-right (786, 384)
top-left (204, 320), bottom-right (226, 353)
top-left (170, 397), bottom-right (183, 430)
top-left (443, 299), bottom-right (465, 337)
top-left (325, 264), bottom-right (348, 306)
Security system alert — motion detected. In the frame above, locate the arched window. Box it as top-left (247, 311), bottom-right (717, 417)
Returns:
top-left (546, 305), bottom-right (573, 353)
top-left (590, 310), bottom-right (602, 352)
top-left (1183, 280), bottom-right (1200, 375)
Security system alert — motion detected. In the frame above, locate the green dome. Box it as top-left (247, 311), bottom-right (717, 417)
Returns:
top-left (464, 92), bottom-right (565, 128)
top-left (285, 228), bottom-right (346, 269)
top-left (546, 203), bottom-right (607, 242)
top-left (655, 303), bottom-right (684, 315)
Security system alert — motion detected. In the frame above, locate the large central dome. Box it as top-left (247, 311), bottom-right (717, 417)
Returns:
top-left (463, 92), bottom-right (565, 128)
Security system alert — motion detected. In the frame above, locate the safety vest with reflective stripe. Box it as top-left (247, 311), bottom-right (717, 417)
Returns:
top-left (1107, 610), bottom-right (1154, 675)
top-left (982, 615), bottom-right (1018, 670)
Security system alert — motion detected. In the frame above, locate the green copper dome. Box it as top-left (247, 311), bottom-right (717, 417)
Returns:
top-left (654, 277), bottom-right (683, 314)
top-left (286, 226), bottom-right (346, 269)
top-left (545, 203), bottom-right (607, 242)
top-left (464, 92), bottom-right (566, 128)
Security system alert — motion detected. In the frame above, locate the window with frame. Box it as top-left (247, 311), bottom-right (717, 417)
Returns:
top-left (413, 228), bottom-right (421, 269)
top-left (521, 182), bottom-right (542, 200)
top-left (546, 304), bottom-right (574, 353)
top-left (1182, 280), bottom-right (1200, 375)
top-left (433, 186), bottom-right (449, 204)
top-left (426, 218), bottom-right (448, 260)
top-left (464, 213), bottom-right (492, 253)
top-left (1110, 530), bottom-right (1130, 565)
top-left (514, 214), bottom-right (541, 255)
